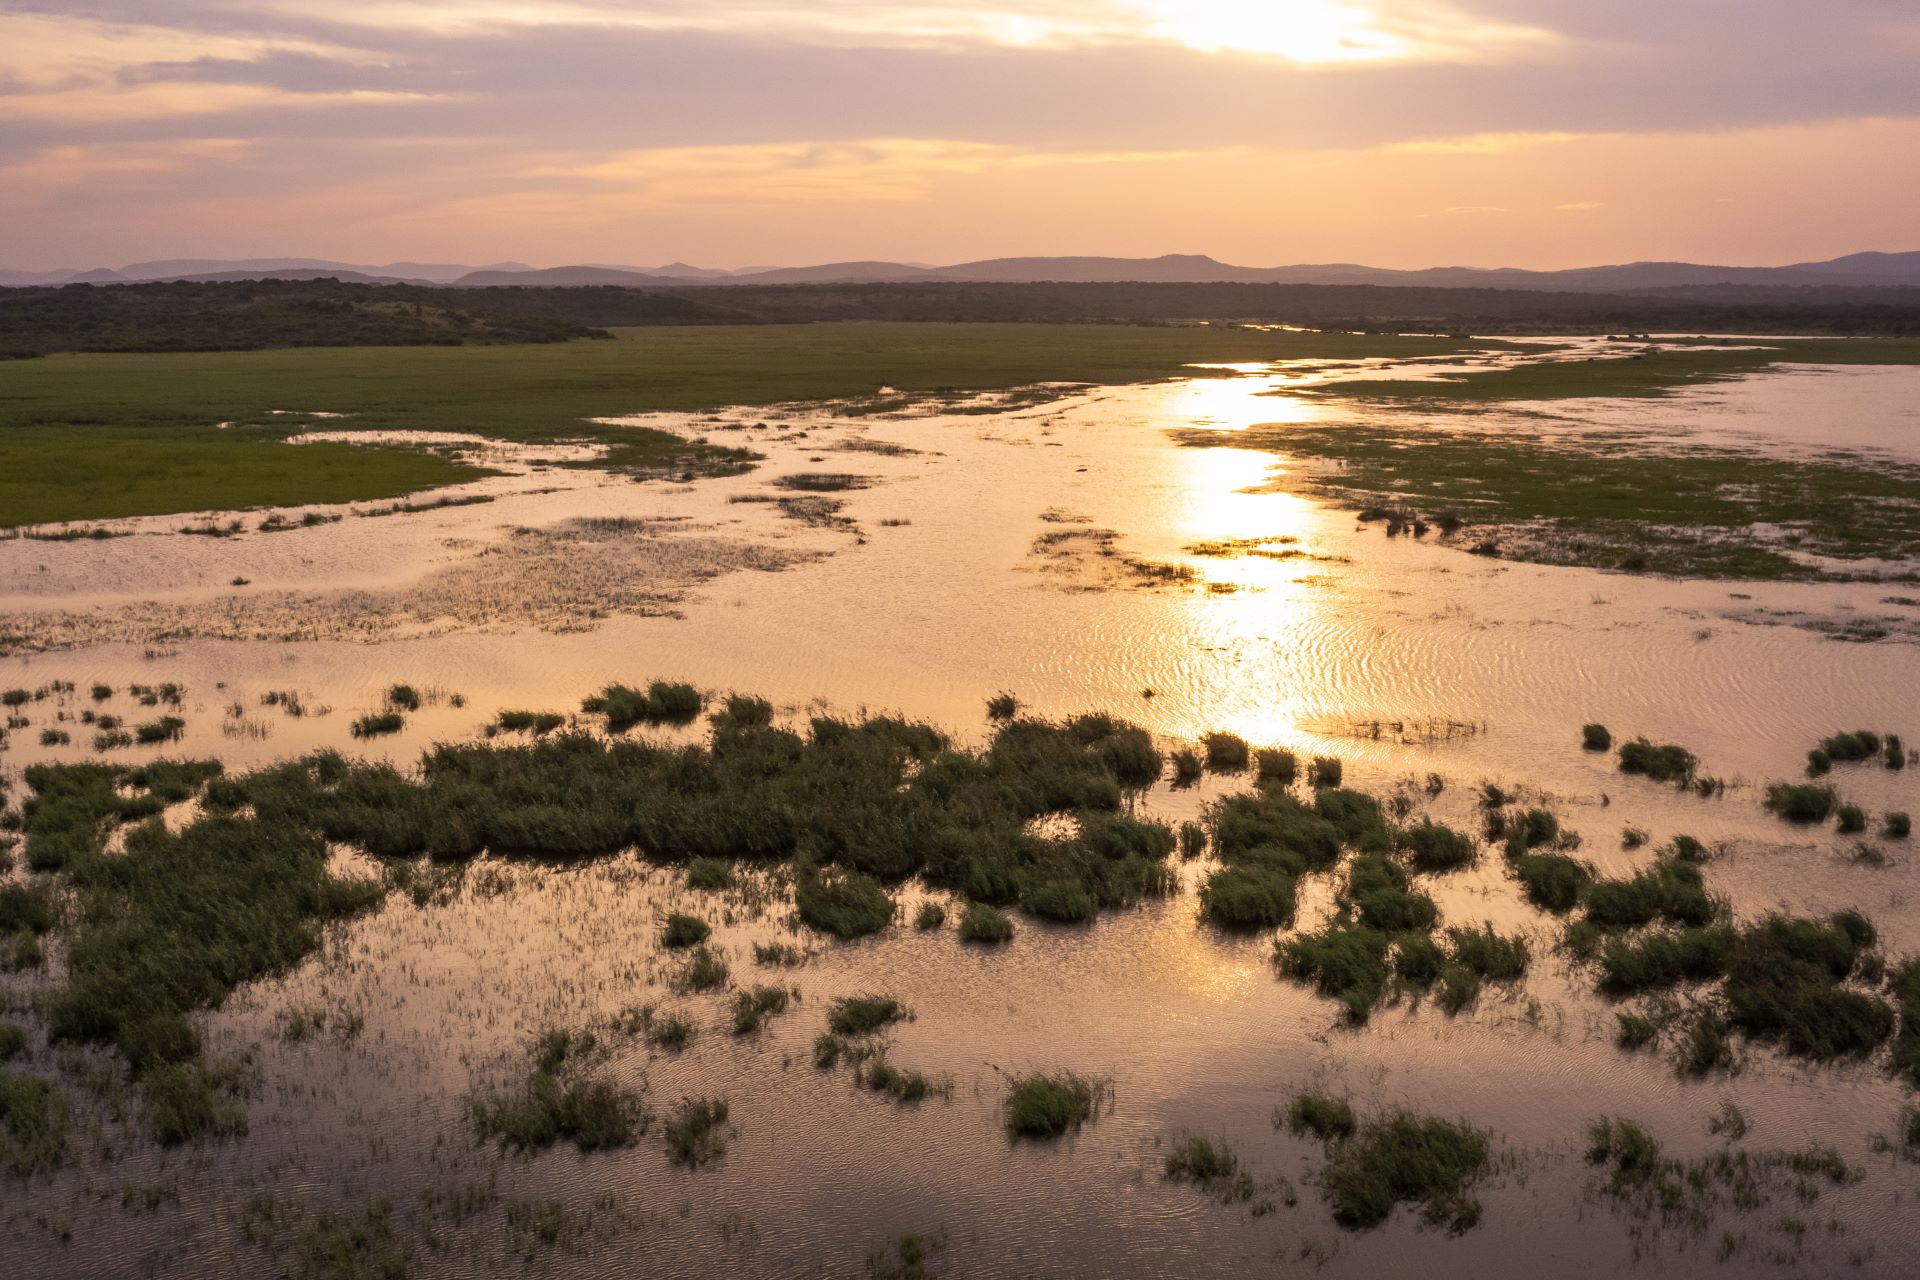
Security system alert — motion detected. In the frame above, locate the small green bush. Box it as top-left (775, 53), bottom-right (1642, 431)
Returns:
top-left (1582, 724), bottom-right (1612, 751)
top-left (958, 903), bottom-right (1013, 943)
top-left (661, 913), bottom-right (710, 949)
top-left (1005, 1072), bottom-right (1099, 1138)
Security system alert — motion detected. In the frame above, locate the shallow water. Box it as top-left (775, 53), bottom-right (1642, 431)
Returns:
top-left (3, 352), bottom-right (1919, 1278)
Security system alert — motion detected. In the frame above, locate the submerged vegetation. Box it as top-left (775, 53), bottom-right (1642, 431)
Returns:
top-left (1004, 1072), bottom-right (1102, 1138)
top-left (1287, 1094), bottom-right (1493, 1233)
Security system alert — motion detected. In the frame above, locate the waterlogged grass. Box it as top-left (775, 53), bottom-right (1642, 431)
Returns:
top-left (1005, 1071), bottom-right (1101, 1139)
top-left (662, 1097), bottom-right (730, 1166)
top-left (2, 324), bottom-right (1484, 526)
top-left (469, 1029), bottom-right (647, 1153)
top-left (581, 681), bottom-right (703, 731)
top-left (957, 902), bottom-right (1013, 944)
top-left (0, 1067), bottom-right (71, 1175)
top-left (1287, 1096), bottom-right (1493, 1233)
top-left (827, 995), bottom-right (910, 1037)
top-left (1197, 378), bottom-right (1920, 579)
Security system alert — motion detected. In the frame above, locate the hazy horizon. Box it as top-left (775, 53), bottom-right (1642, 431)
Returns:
top-left (3, 1), bottom-right (1917, 272)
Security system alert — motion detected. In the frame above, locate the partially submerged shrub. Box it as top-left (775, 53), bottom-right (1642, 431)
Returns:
top-left (0, 1067), bottom-right (71, 1174)
top-left (1170, 750), bottom-right (1202, 786)
top-left (349, 712), bottom-right (404, 739)
top-left (1582, 724), bottom-right (1612, 752)
top-left (1764, 782), bottom-right (1836, 823)
top-left (1309, 756), bottom-right (1344, 789)
top-left (1200, 865), bottom-right (1297, 931)
top-left (986, 693), bottom-right (1020, 722)
top-left (685, 858), bottom-right (733, 891)
top-left (1285, 1093), bottom-right (1356, 1141)
top-left (582, 681), bottom-right (703, 730)
top-left (1836, 804), bottom-right (1867, 834)
top-left (1885, 812), bottom-right (1911, 839)
top-left (796, 868), bottom-right (894, 939)
top-left (827, 995), bottom-right (908, 1037)
top-left (1513, 853), bottom-right (1590, 913)
top-left (663, 1097), bottom-right (729, 1166)
top-left (1397, 820), bottom-right (1476, 873)
top-left (731, 986), bottom-right (790, 1035)
top-left (1617, 739), bottom-right (1696, 785)
top-left (1299, 1106), bottom-right (1493, 1233)
top-left (1256, 748), bottom-right (1298, 786)
top-left (913, 901), bottom-right (946, 931)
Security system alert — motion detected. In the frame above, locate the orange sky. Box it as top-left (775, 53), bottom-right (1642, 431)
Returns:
top-left (2, 1), bottom-right (1915, 269)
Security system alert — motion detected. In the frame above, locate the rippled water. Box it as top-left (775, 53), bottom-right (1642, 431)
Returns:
top-left (2, 354), bottom-right (1919, 1278)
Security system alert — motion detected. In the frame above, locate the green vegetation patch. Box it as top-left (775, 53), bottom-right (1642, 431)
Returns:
top-left (1005, 1071), bottom-right (1102, 1138)
top-left (1288, 1096), bottom-right (1493, 1233)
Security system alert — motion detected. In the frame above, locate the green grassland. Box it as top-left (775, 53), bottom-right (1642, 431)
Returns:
top-left (1206, 423), bottom-right (1920, 580)
top-left (2, 323), bottom-right (1493, 528)
top-left (1312, 337), bottom-right (1920, 403)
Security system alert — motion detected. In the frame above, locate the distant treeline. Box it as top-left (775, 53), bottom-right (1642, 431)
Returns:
top-left (5, 277), bottom-right (1920, 358)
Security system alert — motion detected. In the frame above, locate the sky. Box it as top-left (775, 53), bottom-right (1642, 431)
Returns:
top-left (1, 1), bottom-right (1916, 270)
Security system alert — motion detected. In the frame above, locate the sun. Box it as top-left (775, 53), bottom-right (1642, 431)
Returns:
top-left (1135, 0), bottom-right (1411, 63)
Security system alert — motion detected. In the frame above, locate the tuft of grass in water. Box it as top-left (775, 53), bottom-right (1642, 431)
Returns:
top-left (1202, 733), bottom-right (1251, 773)
top-left (1163, 1134), bottom-right (1257, 1202)
top-left (134, 716), bottom-right (187, 745)
top-left (492, 709), bottom-right (566, 736)
top-left (1585, 1115), bottom-right (1853, 1248)
top-left (827, 995), bottom-right (909, 1037)
top-left (470, 1029), bottom-right (646, 1153)
top-left (1178, 821), bottom-right (1207, 860)
top-left (349, 711), bottom-right (404, 739)
top-left (1617, 739), bottom-right (1697, 786)
top-left (678, 945), bottom-right (730, 992)
top-left (141, 1058), bottom-right (250, 1145)
top-left (1285, 1093), bottom-right (1356, 1141)
top-left (1581, 858), bottom-right (1717, 931)
top-left (1292, 1103), bottom-right (1492, 1233)
top-left (1836, 804), bottom-right (1867, 834)
top-left (660, 913), bottom-right (711, 949)
top-left (1765, 782), bottom-right (1837, 823)
top-left (1397, 820), bottom-right (1477, 873)
top-left (731, 986), bottom-right (791, 1035)
top-left (958, 902), bottom-right (1013, 944)
top-left (1279, 925), bottom-right (1392, 1024)
top-left (662, 1097), bottom-right (729, 1166)
top-left (685, 857), bottom-right (734, 891)
top-left (863, 1056), bottom-right (942, 1104)
top-left (1005, 1071), bottom-right (1101, 1138)
top-left (1582, 724), bottom-right (1612, 752)
top-left (1512, 852), bottom-right (1590, 913)
top-left (386, 684), bottom-right (421, 712)
top-left (913, 901), bottom-right (946, 931)
top-left (710, 694), bottom-right (774, 732)
top-left (640, 1008), bottom-right (693, 1053)
top-left (1255, 748), bottom-right (1297, 786)
top-left (1615, 1012), bottom-right (1660, 1050)
top-left (0, 1024), bottom-right (24, 1060)
top-left (1885, 811), bottom-right (1911, 839)
top-left (582, 681), bottom-right (703, 730)
top-left (796, 867), bottom-right (894, 939)
top-left (1201, 864), bottom-right (1296, 931)
top-left (1021, 877), bottom-right (1099, 924)
top-left (986, 693), bottom-right (1020, 722)
top-left (753, 942), bottom-right (804, 967)
top-left (1169, 749), bottom-right (1202, 786)
top-left (0, 1067), bottom-right (71, 1174)
top-left (1309, 756), bottom-right (1343, 789)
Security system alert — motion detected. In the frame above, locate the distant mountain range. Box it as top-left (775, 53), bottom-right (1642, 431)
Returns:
top-left (6, 251), bottom-right (1920, 292)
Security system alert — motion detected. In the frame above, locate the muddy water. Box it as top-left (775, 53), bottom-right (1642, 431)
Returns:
top-left (3, 354), bottom-right (1920, 1278)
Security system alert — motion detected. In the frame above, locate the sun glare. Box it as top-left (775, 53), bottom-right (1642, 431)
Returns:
top-left (1137, 0), bottom-right (1409, 62)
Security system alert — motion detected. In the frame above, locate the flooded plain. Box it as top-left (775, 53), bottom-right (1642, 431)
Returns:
top-left (3, 344), bottom-right (1919, 1278)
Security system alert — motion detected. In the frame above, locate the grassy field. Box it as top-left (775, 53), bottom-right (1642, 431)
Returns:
top-left (1204, 422), bottom-right (1920, 580)
top-left (1312, 337), bottom-right (1920, 403)
top-left (0, 323), bottom-right (1493, 529)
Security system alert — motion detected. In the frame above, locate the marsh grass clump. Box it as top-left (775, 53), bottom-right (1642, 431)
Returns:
top-left (863, 1056), bottom-right (942, 1104)
top-left (1597, 926), bottom-right (1736, 994)
top-left (1615, 1012), bottom-right (1661, 1050)
top-left (582, 681), bottom-right (703, 730)
top-left (1256, 748), bottom-right (1298, 786)
top-left (1285, 1093), bottom-right (1356, 1142)
top-left (661, 913), bottom-right (711, 949)
top-left (1582, 724), bottom-right (1612, 752)
top-left (386, 684), bottom-right (422, 712)
top-left (1512, 852), bottom-right (1590, 913)
top-left (1178, 821), bottom-right (1207, 860)
top-left (134, 716), bottom-right (187, 745)
top-left (492, 710), bottom-right (565, 736)
top-left (1892, 960), bottom-right (1920, 1087)
top-left (1806, 748), bottom-right (1832, 777)
top-left (1446, 925), bottom-right (1529, 982)
top-left (1020, 876), bottom-right (1100, 923)
top-left (1200, 865), bottom-right (1296, 931)
top-left (1885, 735), bottom-right (1906, 770)
top-left (1617, 738), bottom-right (1697, 786)
top-left (986, 693), bottom-right (1020, 722)
top-left (663, 1097), bottom-right (730, 1166)
top-left (642, 1009), bottom-right (693, 1053)
top-left (711, 694), bottom-right (774, 731)
top-left (0, 1024), bottom-right (25, 1060)
top-left (677, 945), bottom-right (729, 993)
top-left (349, 711), bottom-right (404, 739)
top-left (1397, 820), bottom-right (1477, 873)
top-left (685, 858), bottom-right (734, 891)
top-left (1816, 730), bottom-right (1881, 765)
top-left (958, 903), bottom-right (1013, 944)
top-left (0, 1067), bottom-right (70, 1175)
top-left (827, 995), bottom-right (908, 1037)
top-left (1163, 1134), bottom-right (1256, 1202)
top-left (1885, 812), bottom-right (1911, 839)
top-left (1005, 1071), bottom-right (1101, 1138)
top-left (470, 1030), bottom-right (646, 1153)
top-left (1765, 782), bottom-right (1837, 823)
top-left (1279, 925), bottom-right (1392, 1023)
top-left (913, 901), bottom-right (946, 931)
top-left (1203, 733), bottom-right (1251, 773)
top-left (1585, 1115), bottom-right (1853, 1244)
top-left (867, 1234), bottom-right (940, 1280)
top-left (141, 1058), bottom-right (250, 1145)
top-left (731, 986), bottom-right (791, 1035)
top-left (1835, 804), bottom-right (1867, 834)
top-left (1170, 749), bottom-right (1202, 787)
top-left (1582, 859), bottom-right (1717, 932)
top-left (1299, 1106), bottom-right (1493, 1232)
top-left (1393, 934), bottom-right (1445, 988)
top-left (1309, 756), bottom-right (1344, 789)
top-left (796, 868), bottom-right (894, 939)
top-left (753, 942), bottom-right (804, 967)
